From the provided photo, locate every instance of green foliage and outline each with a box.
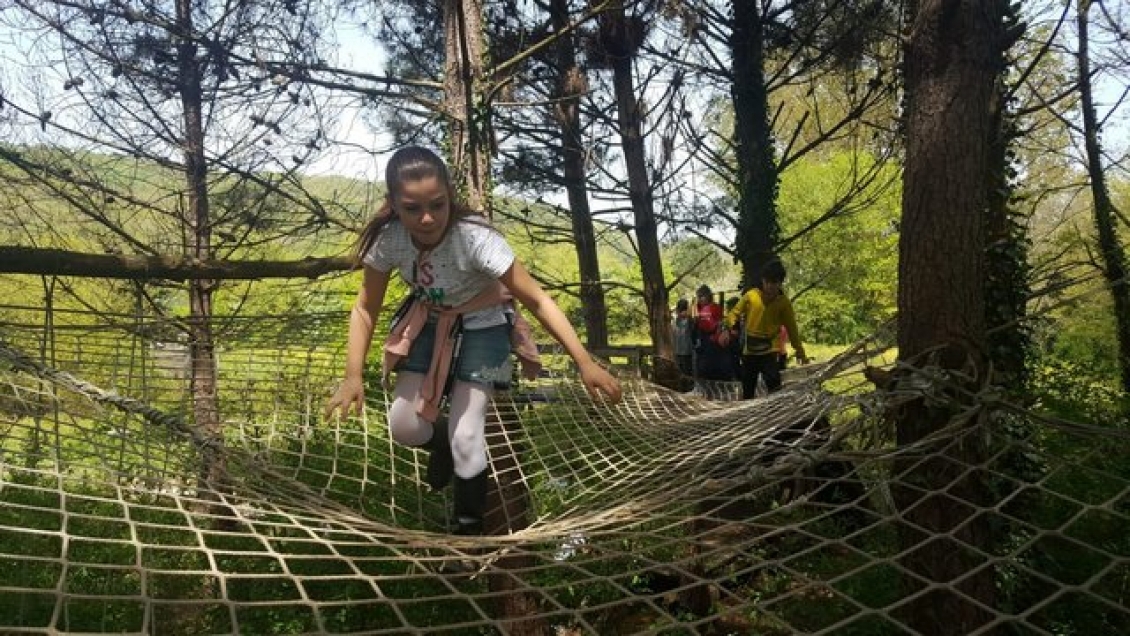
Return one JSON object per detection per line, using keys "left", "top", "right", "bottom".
{"left": 1030, "top": 358, "right": 1127, "bottom": 424}
{"left": 777, "top": 151, "right": 900, "bottom": 344}
{"left": 986, "top": 215, "right": 1033, "bottom": 387}
{"left": 1025, "top": 177, "right": 1130, "bottom": 428}
{"left": 1035, "top": 283, "right": 1123, "bottom": 390}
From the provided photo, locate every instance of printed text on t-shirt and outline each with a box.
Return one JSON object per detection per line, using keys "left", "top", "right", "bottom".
{"left": 414, "top": 258, "right": 444, "bottom": 304}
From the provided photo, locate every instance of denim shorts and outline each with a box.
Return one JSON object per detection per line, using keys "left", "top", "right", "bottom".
{"left": 396, "top": 320, "right": 514, "bottom": 389}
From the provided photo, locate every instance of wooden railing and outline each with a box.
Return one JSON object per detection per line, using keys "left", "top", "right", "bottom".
{"left": 538, "top": 344, "right": 655, "bottom": 377}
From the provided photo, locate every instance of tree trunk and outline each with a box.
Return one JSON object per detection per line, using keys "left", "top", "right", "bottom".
{"left": 895, "top": 1, "right": 1002, "bottom": 633}
{"left": 604, "top": 6, "right": 675, "bottom": 385}
{"left": 483, "top": 402, "right": 547, "bottom": 636}
{"left": 550, "top": 0, "right": 608, "bottom": 348}
{"left": 444, "top": 0, "right": 492, "bottom": 215}
{"left": 443, "top": 2, "right": 547, "bottom": 632}
{"left": 730, "top": 0, "right": 778, "bottom": 287}
{"left": 176, "top": 0, "right": 226, "bottom": 521}
{"left": 1077, "top": 0, "right": 1130, "bottom": 395}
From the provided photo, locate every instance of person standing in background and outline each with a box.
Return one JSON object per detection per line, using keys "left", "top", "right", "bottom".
{"left": 692, "top": 285, "right": 732, "bottom": 381}
{"left": 672, "top": 298, "right": 693, "bottom": 377}
{"left": 724, "top": 260, "right": 809, "bottom": 399}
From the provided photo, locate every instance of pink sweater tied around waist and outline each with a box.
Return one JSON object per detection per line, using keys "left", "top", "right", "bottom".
{"left": 382, "top": 281, "right": 542, "bottom": 423}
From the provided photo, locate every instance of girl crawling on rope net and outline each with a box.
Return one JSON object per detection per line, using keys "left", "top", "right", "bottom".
{"left": 324, "top": 146, "right": 622, "bottom": 536}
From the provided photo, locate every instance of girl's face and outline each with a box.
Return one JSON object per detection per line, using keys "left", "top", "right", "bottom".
{"left": 393, "top": 176, "right": 450, "bottom": 249}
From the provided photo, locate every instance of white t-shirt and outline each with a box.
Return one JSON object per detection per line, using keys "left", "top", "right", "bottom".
{"left": 363, "top": 218, "right": 516, "bottom": 329}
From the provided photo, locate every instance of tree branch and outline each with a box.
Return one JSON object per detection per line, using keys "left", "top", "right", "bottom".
{"left": 0, "top": 247, "right": 353, "bottom": 280}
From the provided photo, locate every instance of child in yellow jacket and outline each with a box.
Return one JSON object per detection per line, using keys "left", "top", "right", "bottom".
{"left": 724, "top": 260, "right": 809, "bottom": 399}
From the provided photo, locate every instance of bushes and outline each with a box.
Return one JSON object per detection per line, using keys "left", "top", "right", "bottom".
{"left": 1030, "top": 358, "right": 1128, "bottom": 424}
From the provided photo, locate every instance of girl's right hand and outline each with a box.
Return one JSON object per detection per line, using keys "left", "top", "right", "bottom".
{"left": 325, "top": 377, "right": 365, "bottom": 419}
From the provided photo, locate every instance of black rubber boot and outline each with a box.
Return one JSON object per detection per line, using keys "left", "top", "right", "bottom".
{"left": 436, "top": 470, "right": 488, "bottom": 576}
{"left": 423, "top": 418, "right": 453, "bottom": 492}
{"left": 452, "top": 470, "right": 489, "bottom": 536}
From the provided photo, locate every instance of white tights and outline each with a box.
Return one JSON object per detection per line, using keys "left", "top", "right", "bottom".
{"left": 386, "top": 372, "right": 492, "bottom": 479}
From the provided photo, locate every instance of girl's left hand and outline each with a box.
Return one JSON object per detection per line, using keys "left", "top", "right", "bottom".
{"left": 579, "top": 361, "right": 623, "bottom": 404}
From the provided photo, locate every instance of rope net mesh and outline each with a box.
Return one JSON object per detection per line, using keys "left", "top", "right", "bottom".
{"left": 0, "top": 304, "right": 1127, "bottom": 635}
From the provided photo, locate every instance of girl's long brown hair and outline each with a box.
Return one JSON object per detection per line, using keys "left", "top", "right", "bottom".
{"left": 355, "top": 146, "right": 483, "bottom": 265}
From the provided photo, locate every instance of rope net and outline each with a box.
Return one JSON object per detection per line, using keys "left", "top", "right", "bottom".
{"left": 0, "top": 304, "right": 1127, "bottom": 635}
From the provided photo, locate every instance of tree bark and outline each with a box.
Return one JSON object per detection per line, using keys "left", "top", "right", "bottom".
{"left": 176, "top": 0, "right": 227, "bottom": 524}
{"left": 444, "top": 0, "right": 492, "bottom": 215}
{"left": 894, "top": 1, "right": 1002, "bottom": 633}
{"left": 1077, "top": 0, "right": 1130, "bottom": 395}
{"left": 730, "top": 0, "right": 779, "bottom": 287}
{"left": 443, "top": 2, "right": 547, "bottom": 632}
{"left": 603, "top": 5, "right": 675, "bottom": 385}
{"left": 550, "top": 0, "right": 608, "bottom": 348}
